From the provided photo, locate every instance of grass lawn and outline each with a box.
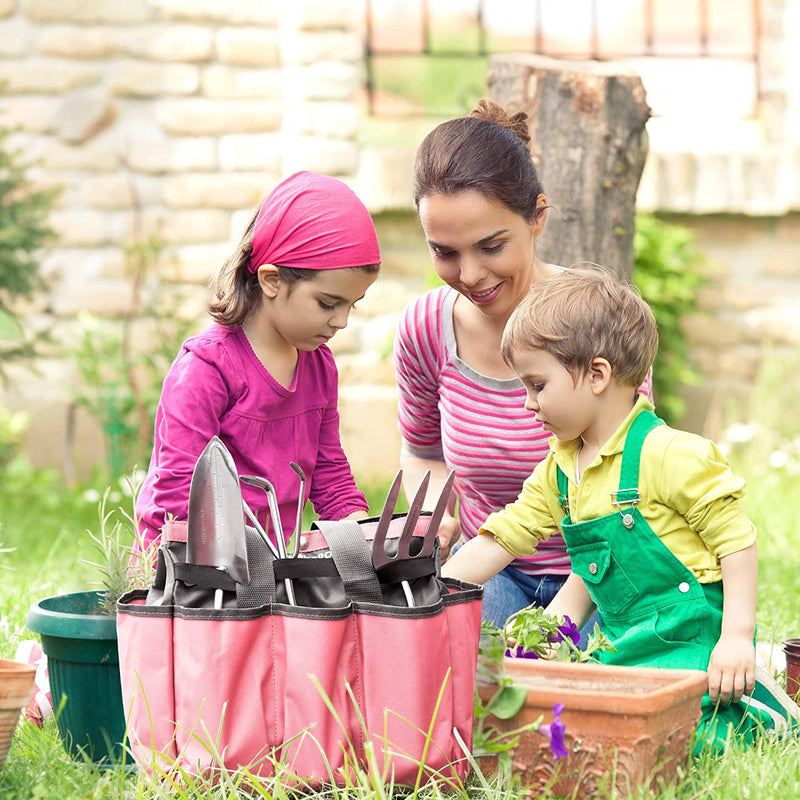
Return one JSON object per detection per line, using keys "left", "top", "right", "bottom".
{"left": 1, "top": 436, "right": 799, "bottom": 798}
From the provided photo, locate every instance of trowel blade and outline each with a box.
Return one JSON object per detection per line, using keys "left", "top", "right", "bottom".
{"left": 186, "top": 436, "right": 250, "bottom": 585}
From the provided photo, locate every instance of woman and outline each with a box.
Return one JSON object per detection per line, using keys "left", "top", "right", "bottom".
{"left": 393, "top": 99, "right": 651, "bottom": 627}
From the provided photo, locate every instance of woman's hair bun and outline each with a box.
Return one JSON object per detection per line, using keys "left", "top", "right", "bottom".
{"left": 468, "top": 98, "right": 530, "bottom": 145}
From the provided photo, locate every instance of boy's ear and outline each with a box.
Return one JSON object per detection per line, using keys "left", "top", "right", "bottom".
{"left": 257, "top": 265, "right": 281, "bottom": 298}
{"left": 588, "top": 357, "right": 612, "bottom": 395}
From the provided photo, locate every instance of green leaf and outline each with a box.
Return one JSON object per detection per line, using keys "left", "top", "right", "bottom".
{"left": 485, "top": 684, "right": 528, "bottom": 719}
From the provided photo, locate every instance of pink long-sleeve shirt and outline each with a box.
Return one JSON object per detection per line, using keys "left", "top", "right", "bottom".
{"left": 136, "top": 323, "right": 367, "bottom": 548}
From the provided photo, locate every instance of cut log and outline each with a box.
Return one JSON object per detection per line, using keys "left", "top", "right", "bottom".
{"left": 488, "top": 54, "right": 651, "bottom": 279}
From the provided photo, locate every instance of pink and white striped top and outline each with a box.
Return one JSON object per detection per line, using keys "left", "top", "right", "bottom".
{"left": 394, "top": 286, "right": 652, "bottom": 577}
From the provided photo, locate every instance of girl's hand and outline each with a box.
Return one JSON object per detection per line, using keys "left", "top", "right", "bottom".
{"left": 707, "top": 634, "right": 756, "bottom": 705}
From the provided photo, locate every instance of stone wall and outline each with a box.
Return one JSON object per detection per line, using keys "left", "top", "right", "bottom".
{"left": 2, "top": 0, "right": 800, "bottom": 489}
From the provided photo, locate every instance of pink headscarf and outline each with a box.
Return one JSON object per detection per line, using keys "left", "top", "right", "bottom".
{"left": 248, "top": 171, "right": 381, "bottom": 274}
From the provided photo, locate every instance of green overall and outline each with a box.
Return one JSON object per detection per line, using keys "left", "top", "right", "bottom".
{"left": 556, "top": 409, "right": 797, "bottom": 754}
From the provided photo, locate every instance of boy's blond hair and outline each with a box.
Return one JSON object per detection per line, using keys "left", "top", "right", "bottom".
{"left": 501, "top": 265, "right": 658, "bottom": 387}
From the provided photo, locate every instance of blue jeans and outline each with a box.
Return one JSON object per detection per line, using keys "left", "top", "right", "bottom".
{"left": 480, "top": 563, "right": 598, "bottom": 649}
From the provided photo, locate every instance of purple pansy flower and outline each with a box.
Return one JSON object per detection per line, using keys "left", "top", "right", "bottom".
{"left": 552, "top": 616, "right": 580, "bottom": 646}
{"left": 539, "top": 702, "right": 568, "bottom": 760}
{"left": 505, "top": 645, "right": 538, "bottom": 659}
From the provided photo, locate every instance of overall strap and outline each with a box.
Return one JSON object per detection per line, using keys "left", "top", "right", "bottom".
{"left": 556, "top": 466, "right": 570, "bottom": 521}
{"left": 615, "top": 409, "right": 664, "bottom": 501}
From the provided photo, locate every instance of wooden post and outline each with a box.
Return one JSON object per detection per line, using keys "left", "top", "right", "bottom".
{"left": 488, "top": 54, "right": 651, "bottom": 279}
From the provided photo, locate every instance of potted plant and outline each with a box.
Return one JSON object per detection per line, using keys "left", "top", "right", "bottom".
{"left": 1, "top": 543, "right": 37, "bottom": 773}
{"left": 25, "top": 482, "right": 154, "bottom": 766}
{"left": 474, "top": 607, "right": 708, "bottom": 796}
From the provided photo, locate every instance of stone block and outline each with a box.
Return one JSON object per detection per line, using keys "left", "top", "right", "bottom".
{"left": 141, "top": 208, "right": 232, "bottom": 244}
{"left": 280, "top": 30, "right": 363, "bottom": 64}
{"left": 355, "top": 145, "right": 416, "bottom": 213}
{"left": 282, "top": 0, "right": 356, "bottom": 31}
{"left": 0, "top": 0, "right": 15, "bottom": 16}
{"left": 154, "top": 0, "right": 277, "bottom": 25}
{"left": 41, "top": 247, "right": 126, "bottom": 282}
{"left": 742, "top": 304, "right": 800, "bottom": 345}
{"left": 201, "top": 65, "right": 281, "bottom": 99}
{"left": 164, "top": 173, "right": 270, "bottom": 209}
{"left": 284, "top": 136, "right": 358, "bottom": 176}
{"left": 171, "top": 243, "right": 234, "bottom": 283}
{"left": 37, "top": 25, "right": 120, "bottom": 57}
{"left": 218, "top": 133, "right": 282, "bottom": 171}
{"left": 0, "top": 59, "right": 98, "bottom": 93}
{"left": 26, "top": 0, "right": 153, "bottom": 24}
{"left": 654, "top": 152, "right": 696, "bottom": 212}
{"left": 355, "top": 280, "right": 413, "bottom": 316}
{"left": 49, "top": 278, "right": 136, "bottom": 315}
{"left": 682, "top": 311, "right": 744, "bottom": 348}
{"left": 126, "top": 132, "right": 217, "bottom": 173}
{"left": 335, "top": 351, "right": 396, "bottom": 388}
{"left": 338, "top": 385, "right": 401, "bottom": 485}
{"left": 283, "top": 100, "right": 359, "bottom": 139}
{"left": 52, "top": 90, "right": 116, "bottom": 144}
{"left": 110, "top": 60, "right": 199, "bottom": 97}
{"left": 0, "top": 97, "right": 58, "bottom": 132}
{"left": 281, "top": 61, "right": 361, "bottom": 100}
{"left": 0, "top": 19, "right": 32, "bottom": 56}
{"left": 692, "top": 154, "right": 731, "bottom": 214}
{"left": 762, "top": 244, "right": 800, "bottom": 278}
{"left": 215, "top": 27, "right": 279, "bottom": 66}
{"left": 721, "top": 281, "right": 781, "bottom": 311}
{"left": 50, "top": 209, "right": 108, "bottom": 246}
{"left": 120, "top": 24, "right": 214, "bottom": 62}
{"left": 82, "top": 174, "right": 138, "bottom": 209}
{"left": 156, "top": 98, "right": 282, "bottom": 135}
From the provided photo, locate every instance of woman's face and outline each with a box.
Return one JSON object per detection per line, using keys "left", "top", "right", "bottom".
{"left": 418, "top": 190, "right": 544, "bottom": 319}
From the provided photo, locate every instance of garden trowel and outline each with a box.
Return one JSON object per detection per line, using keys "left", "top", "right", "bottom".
{"left": 187, "top": 436, "right": 250, "bottom": 608}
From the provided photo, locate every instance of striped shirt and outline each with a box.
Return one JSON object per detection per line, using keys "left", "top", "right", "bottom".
{"left": 394, "top": 286, "right": 652, "bottom": 577}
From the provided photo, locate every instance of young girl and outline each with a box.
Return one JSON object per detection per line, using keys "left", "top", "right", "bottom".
{"left": 135, "top": 171, "right": 379, "bottom": 551}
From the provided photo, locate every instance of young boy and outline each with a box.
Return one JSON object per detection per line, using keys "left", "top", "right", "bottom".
{"left": 442, "top": 266, "right": 798, "bottom": 751}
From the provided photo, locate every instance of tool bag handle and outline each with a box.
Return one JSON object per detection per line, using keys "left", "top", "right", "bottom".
{"left": 312, "top": 519, "right": 384, "bottom": 604}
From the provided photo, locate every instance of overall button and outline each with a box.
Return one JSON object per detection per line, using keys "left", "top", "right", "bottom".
{"left": 678, "top": 581, "right": 690, "bottom": 593}
{"left": 589, "top": 562, "right": 598, "bottom": 575}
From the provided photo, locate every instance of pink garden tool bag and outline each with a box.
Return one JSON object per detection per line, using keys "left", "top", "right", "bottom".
{"left": 117, "top": 460, "right": 483, "bottom": 788}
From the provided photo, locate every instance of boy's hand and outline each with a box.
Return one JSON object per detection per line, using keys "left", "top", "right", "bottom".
{"left": 706, "top": 634, "right": 756, "bottom": 705}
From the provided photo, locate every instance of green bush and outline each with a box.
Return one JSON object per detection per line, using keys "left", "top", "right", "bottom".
{"left": 0, "top": 126, "right": 58, "bottom": 374}
{"left": 633, "top": 214, "right": 708, "bottom": 424}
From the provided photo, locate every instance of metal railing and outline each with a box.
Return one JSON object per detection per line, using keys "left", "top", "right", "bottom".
{"left": 364, "top": 0, "right": 761, "bottom": 116}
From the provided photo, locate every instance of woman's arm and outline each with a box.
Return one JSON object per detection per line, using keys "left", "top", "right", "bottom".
{"left": 441, "top": 533, "right": 514, "bottom": 584}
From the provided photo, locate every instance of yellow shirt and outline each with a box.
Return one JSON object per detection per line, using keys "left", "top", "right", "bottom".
{"left": 481, "top": 397, "right": 756, "bottom": 584}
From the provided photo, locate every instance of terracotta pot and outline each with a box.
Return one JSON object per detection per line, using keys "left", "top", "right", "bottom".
{"left": 477, "top": 658, "right": 708, "bottom": 797}
{"left": 0, "top": 658, "right": 36, "bottom": 772}
{"left": 781, "top": 639, "right": 800, "bottom": 700}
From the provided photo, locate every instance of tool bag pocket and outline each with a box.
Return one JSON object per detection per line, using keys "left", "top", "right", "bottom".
{"left": 117, "top": 516, "right": 482, "bottom": 787}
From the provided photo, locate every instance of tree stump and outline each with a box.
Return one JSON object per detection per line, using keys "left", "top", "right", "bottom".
{"left": 488, "top": 54, "right": 651, "bottom": 279}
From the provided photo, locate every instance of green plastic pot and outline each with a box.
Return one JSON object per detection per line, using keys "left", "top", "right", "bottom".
{"left": 26, "top": 590, "right": 127, "bottom": 765}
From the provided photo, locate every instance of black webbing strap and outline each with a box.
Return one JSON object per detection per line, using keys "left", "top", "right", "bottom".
{"left": 312, "top": 519, "right": 384, "bottom": 603}
{"left": 173, "top": 562, "right": 238, "bottom": 591}
{"left": 236, "top": 525, "right": 276, "bottom": 607}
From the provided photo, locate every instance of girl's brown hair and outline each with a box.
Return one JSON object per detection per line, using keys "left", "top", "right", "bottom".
{"left": 413, "top": 98, "right": 544, "bottom": 222}
{"left": 207, "top": 208, "right": 379, "bottom": 326}
{"left": 501, "top": 265, "right": 658, "bottom": 387}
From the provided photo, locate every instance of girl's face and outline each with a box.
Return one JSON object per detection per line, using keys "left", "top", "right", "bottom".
{"left": 259, "top": 267, "right": 377, "bottom": 351}
{"left": 418, "top": 190, "right": 545, "bottom": 319}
